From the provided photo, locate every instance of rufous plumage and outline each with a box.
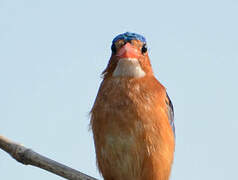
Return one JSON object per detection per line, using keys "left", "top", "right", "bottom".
{"left": 90, "top": 32, "right": 175, "bottom": 180}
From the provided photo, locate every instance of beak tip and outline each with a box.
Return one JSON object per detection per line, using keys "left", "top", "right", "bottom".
{"left": 116, "top": 43, "right": 140, "bottom": 59}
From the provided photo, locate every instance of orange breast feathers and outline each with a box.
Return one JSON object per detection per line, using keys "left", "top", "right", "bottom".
{"left": 90, "top": 32, "right": 175, "bottom": 180}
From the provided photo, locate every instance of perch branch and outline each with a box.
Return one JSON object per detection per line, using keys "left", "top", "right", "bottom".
{"left": 0, "top": 135, "right": 97, "bottom": 180}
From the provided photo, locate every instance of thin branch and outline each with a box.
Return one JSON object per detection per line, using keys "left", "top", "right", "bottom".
{"left": 0, "top": 135, "right": 97, "bottom": 180}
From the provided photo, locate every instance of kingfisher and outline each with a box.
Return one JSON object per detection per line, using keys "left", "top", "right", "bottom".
{"left": 90, "top": 32, "right": 175, "bottom": 180}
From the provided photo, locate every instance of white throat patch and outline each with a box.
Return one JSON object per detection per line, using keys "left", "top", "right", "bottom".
{"left": 112, "top": 58, "right": 146, "bottom": 78}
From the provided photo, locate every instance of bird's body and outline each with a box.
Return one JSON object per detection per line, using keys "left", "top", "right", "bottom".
{"left": 90, "top": 32, "right": 175, "bottom": 180}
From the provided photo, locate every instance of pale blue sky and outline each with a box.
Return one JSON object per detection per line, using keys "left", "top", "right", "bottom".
{"left": 0, "top": 0, "right": 238, "bottom": 179}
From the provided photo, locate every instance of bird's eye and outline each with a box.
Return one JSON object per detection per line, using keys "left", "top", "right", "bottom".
{"left": 111, "top": 44, "right": 116, "bottom": 54}
{"left": 141, "top": 44, "right": 147, "bottom": 54}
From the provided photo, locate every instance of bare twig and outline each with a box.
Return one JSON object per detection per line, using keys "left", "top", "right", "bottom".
{"left": 0, "top": 135, "right": 97, "bottom": 180}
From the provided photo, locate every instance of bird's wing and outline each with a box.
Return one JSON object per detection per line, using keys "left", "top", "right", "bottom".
{"left": 166, "top": 93, "right": 175, "bottom": 136}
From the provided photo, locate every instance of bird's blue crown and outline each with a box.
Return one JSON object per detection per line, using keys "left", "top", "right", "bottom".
{"left": 112, "top": 32, "right": 146, "bottom": 44}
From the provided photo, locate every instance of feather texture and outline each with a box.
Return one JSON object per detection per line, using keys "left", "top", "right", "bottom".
{"left": 90, "top": 32, "right": 175, "bottom": 180}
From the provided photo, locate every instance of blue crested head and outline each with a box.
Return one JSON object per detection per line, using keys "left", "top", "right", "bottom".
{"left": 112, "top": 32, "right": 146, "bottom": 44}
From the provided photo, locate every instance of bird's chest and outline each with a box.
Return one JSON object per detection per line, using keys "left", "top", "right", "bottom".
{"left": 92, "top": 79, "right": 158, "bottom": 176}
{"left": 98, "top": 79, "right": 154, "bottom": 130}
{"left": 91, "top": 78, "right": 173, "bottom": 180}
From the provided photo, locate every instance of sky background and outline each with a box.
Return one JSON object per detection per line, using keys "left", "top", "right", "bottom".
{"left": 0, "top": 0, "right": 238, "bottom": 179}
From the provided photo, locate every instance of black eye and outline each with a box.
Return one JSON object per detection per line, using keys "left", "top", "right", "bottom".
{"left": 111, "top": 43, "right": 116, "bottom": 54}
{"left": 141, "top": 44, "right": 147, "bottom": 54}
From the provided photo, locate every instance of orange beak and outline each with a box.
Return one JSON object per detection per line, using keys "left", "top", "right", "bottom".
{"left": 116, "top": 43, "right": 140, "bottom": 59}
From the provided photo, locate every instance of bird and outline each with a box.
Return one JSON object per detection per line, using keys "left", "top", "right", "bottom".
{"left": 90, "top": 32, "right": 175, "bottom": 180}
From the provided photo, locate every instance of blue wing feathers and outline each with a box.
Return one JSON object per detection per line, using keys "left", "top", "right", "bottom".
{"left": 166, "top": 93, "right": 175, "bottom": 136}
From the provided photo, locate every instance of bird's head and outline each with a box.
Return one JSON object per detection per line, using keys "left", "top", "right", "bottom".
{"left": 102, "top": 32, "right": 153, "bottom": 79}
